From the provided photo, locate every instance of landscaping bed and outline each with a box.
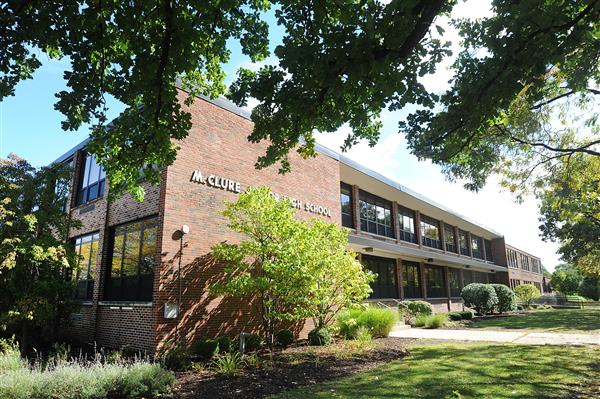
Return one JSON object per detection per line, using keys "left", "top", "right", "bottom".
{"left": 167, "top": 338, "right": 409, "bottom": 399}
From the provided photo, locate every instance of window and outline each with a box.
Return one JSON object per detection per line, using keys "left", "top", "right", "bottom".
{"left": 359, "top": 191, "right": 394, "bottom": 238}
{"left": 458, "top": 230, "right": 469, "bottom": 255}
{"left": 340, "top": 183, "right": 354, "bottom": 228}
{"left": 105, "top": 217, "right": 157, "bottom": 302}
{"left": 402, "top": 261, "right": 421, "bottom": 299}
{"left": 56, "top": 158, "right": 74, "bottom": 212}
{"left": 471, "top": 235, "right": 483, "bottom": 259}
{"left": 507, "top": 249, "right": 518, "bottom": 268}
{"left": 74, "top": 232, "right": 100, "bottom": 300}
{"left": 362, "top": 255, "right": 397, "bottom": 298}
{"left": 463, "top": 270, "right": 474, "bottom": 285}
{"left": 398, "top": 207, "right": 416, "bottom": 243}
{"left": 420, "top": 215, "right": 441, "bottom": 249}
{"left": 76, "top": 153, "right": 106, "bottom": 205}
{"left": 425, "top": 265, "right": 446, "bottom": 298}
{"left": 484, "top": 239, "right": 493, "bottom": 262}
{"left": 448, "top": 268, "right": 461, "bottom": 297}
{"left": 444, "top": 225, "right": 456, "bottom": 253}
{"left": 474, "top": 271, "right": 488, "bottom": 283}
{"left": 520, "top": 254, "right": 530, "bottom": 271}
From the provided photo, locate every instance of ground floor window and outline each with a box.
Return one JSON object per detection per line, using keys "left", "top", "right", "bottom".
{"left": 362, "top": 255, "right": 397, "bottom": 299}
{"left": 474, "top": 271, "right": 488, "bottom": 284}
{"left": 74, "top": 232, "right": 100, "bottom": 300}
{"left": 402, "top": 261, "right": 421, "bottom": 299}
{"left": 425, "top": 265, "right": 446, "bottom": 298}
{"left": 448, "top": 268, "right": 461, "bottom": 297}
{"left": 105, "top": 216, "right": 157, "bottom": 302}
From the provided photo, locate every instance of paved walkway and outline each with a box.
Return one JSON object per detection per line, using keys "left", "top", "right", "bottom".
{"left": 389, "top": 327, "right": 600, "bottom": 346}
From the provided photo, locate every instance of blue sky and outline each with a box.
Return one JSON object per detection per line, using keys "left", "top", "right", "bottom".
{"left": 0, "top": 0, "right": 561, "bottom": 270}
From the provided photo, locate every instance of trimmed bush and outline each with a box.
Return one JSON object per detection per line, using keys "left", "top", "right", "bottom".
{"left": 336, "top": 307, "right": 397, "bottom": 339}
{"left": 490, "top": 284, "right": 517, "bottom": 313}
{"left": 461, "top": 283, "right": 498, "bottom": 315}
{"left": 244, "top": 333, "right": 263, "bottom": 352}
{"left": 448, "top": 311, "right": 462, "bottom": 321}
{"left": 514, "top": 284, "right": 541, "bottom": 308}
{"left": 308, "top": 327, "right": 331, "bottom": 346}
{"left": 162, "top": 344, "right": 190, "bottom": 371}
{"left": 399, "top": 300, "right": 433, "bottom": 316}
{"left": 193, "top": 339, "right": 220, "bottom": 360}
{"left": 216, "top": 336, "right": 233, "bottom": 353}
{"left": 459, "top": 310, "right": 474, "bottom": 320}
{"left": 275, "top": 329, "right": 294, "bottom": 347}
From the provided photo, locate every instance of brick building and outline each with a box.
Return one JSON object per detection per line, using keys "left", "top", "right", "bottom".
{"left": 53, "top": 90, "right": 544, "bottom": 354}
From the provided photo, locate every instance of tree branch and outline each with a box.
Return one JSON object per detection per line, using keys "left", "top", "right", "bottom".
{"left": 154, "top": 0, "right": 174, "bottom": 126}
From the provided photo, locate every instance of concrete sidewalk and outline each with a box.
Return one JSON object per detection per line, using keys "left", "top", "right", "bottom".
{"left": 389, "top": 327, "right": 600, "bottom": 346}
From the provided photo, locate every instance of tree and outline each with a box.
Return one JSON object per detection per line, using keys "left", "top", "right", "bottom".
{"left": 550, "top": 264, "right": 583, "bottom": 295}
{"left": 0, "top": 155, "right": 79, "bottom": 354}
{"left": 513, "top": 284, "right": 541, "bottom": 308}
{"left": 2, "top": 1, "right": 597, "bottom": 200}
{"left": 211, "top": 186, "right": 373, "bottom": 348}
{"left": 539, "top": 154, "right": 600, "bottom": 277}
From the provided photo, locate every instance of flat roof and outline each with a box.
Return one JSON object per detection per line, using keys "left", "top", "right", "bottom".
{"left": 52, "top": 92, "right": 503, "bottom": 238}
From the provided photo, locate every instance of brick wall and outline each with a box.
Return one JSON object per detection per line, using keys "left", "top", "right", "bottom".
{"left": 95, "top": 305, "right": 154, "bottom": 352}
{"left": 154, "top": 92, "right": 341, "bottom": 351}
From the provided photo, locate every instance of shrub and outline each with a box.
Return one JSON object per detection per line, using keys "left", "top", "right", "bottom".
{"left": 461, "top": 283, "right": 498, "bottom": 315}
{"left": 216, "top": 336, "right": 233, "bottom": 353}
{"left": 448, "top": 311, "right": 463, "bottom": 321}
{"left": 336, "top": 307, "right": 397, "bottom": 339}
{"left": 490, "top": 284, "right": 517, "bottom": 313}
{"left": 399, "top": 300, "right": 433, "bottom": 316}
{"left": 308, "top": 327, "right": 331, "bottom": 346}
{"left": 0, "top": 338, "right": 25, "bottom": 372}
{"left": 426, "top": 313, "right": 448, "bottom": 328}
{"left": 414, "top": 314, "right": 429, "bottom": 327}
{"left": 336, "top": 309, "right": 362, "bottom": 339}
{"left": 459, "top": 311, "right": 473, "bottom": 320}
{"left": 243, "top": 333, "right": 263, "bottom": 352}
{"left": 160, "top": 343, "right": 191, "bottom": 371}
{"left": 211, "top": 352, "right": 244, "bottom": 376}
{"left": 193, "top": 339, "right": 220, "bottom": 360}
{"left": 275, "top": 329, "right": 294, "bottom": 347}
{"left": 514, "top": 284, "right": 541, "bottom": 307}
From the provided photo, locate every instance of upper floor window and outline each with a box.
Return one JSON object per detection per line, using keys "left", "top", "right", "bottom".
{"left": 484, "top": 239, "right": 493, "bottom": 262}
{"left": 74, "top": 232, "right": 100, "bottom": 301}
{"left": 398, "top": 207, "right": 416, "bottom": 243}
{"left": 520, "top": 254, "right": 530, "bottom": 271}
{"left": 359, "top": 191, "right": 394, "bottom": 238}
{"left": 444, "top": 225, "right": 456, "bottom": 253}
{"left": 458, "top": 230, "right": 469, "bottom": 255}
{"left": 56, "top": 158, "right": 74, "bottom": 212}
{"left": 340, "top": 183, "right": 353, "bottom": 228}
{"left": 471, "top": 235, "right": 483, "bottom": 259}
{"left": 507, "top": 249, "right": 518, "bottom": 268}
{"left": 420, "top": 215, "right": 441, "bottom": 249}
{"left": 105, "top": 217, "right": 157, "bottom": 302}
{"left": 76, "top": 153, "right": 106, "bottom": 205}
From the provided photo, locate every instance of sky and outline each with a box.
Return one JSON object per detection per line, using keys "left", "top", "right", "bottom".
{"left": 0, "top": 0, "right": 561, "bottom": 270}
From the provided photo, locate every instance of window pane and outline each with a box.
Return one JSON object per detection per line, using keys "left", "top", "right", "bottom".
{"left": 402, "top": 261, "right": 421, "bottom": 298}
{"left": 140, "top": 225, "right": 157, "bottom": 275}
{"left": 89, "top": 235, "right": 99, "bottom": 279}
{"left": 363, "top": 255, "right": 397, "bottom": 299}
{"left": 122, "top": 223, "right": 142, "bottom": 276}
{"left": 112, "top": 231, "right": 124, "bottom": 278}
{"left": 425, "top": 266, "right": 446, "bottom": 298}
{"left": 81, "top": 155, "right": 91, "bottom": 188}
{"left": 88, "top": 156, "right": 101, "bottom": 185}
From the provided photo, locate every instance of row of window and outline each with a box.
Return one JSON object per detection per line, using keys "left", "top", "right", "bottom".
{"left": 509, "top": 279, "right": 543, "bottom": 292}
{"left": 362, "top": 254, "right": 491, "bottom": 300}
{"left": 507, "top": 248, "right": 542, "bottom": 273}
{"left": 74, "top": 216, "right": 157, "bottom": 302}
{"left": 57, "top": 153, "right": 107, "bottom": 211}
{"left": 342, "top": 183, "right": 494, "bottom": 261}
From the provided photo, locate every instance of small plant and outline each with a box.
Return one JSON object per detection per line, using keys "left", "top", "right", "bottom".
{"left": 308, "top": 326, "right": 331, "bottom": 346}
{"left": 414, "top": 313, "right": 448, "bottom": 328}
{"left": 0, "top": 337, "right": 25, "bottom": 372}
{"left": 414, "top": 314, "right": 429, "bottom": 327}
{"left": 337, "top": 311, "right": 361, "bottom": 339}
{"left": 448, "top": 311, "right": 463, "bottom": 321}
{"left": 490, "top": 284, "right": 517, "bottom": 313}
{"left": 243, "top": 353, "right": 261, "bottom": 368}
{"left": 399, "top": 300, "right": 433, "bottom": 316}
{"left": 275, "top": 329, "right": 294, "bottom": 347}
{"left": 161, "top": 343, "right": 191, "bottom": 371}
{"left": 211, "top": 352, "right": 244, "bottom": 376}
{"left": 243, "top": 333, "right": 263, "bottom": 352}
{"left": 336, "top": 307, "right": 397, "bottom": 339}
{"left": 514, "top": 284, "right": 541, "bottom": 308}
{"left": 461, "top": 283, "right": 498, "bottom": 315}
{"left": 216, "top": 336, "right": 233, "bottom": 353}
{"left": 459, "top": 310, "right": 474, "bottom": 320}
{"left": 193, "top": 339, "right": 220, "bottom": 360}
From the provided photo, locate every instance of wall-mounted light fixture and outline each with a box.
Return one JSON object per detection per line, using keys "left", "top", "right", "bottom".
{"left": 427, "top": 258, "right": 434, "bottom": 263}
{"left": 363, "top": 247, "right": 374, "bottom": 253}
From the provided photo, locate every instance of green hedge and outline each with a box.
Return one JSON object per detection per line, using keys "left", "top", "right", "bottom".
{"left": 490, "top": 284, "right": 517, "bottom": 313}
{"left": 461, "top": 283, "right": 498, "bottom": 315}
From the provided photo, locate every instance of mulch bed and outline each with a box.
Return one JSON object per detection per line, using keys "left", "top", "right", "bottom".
{"left": 167, "top": 337, "right": 410, "bottom": 399}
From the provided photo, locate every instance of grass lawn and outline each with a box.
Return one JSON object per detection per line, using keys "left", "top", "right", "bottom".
{"left": 468, "top": 309, "right": 600, "bottom": 333}
{"left": 272, "top": 343, "right": 600, "bottom": 399}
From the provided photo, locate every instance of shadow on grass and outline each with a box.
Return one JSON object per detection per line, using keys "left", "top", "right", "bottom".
{"left": 274, "top": 344, "right": 600, "bottom": 399}
{"left": 469, "top": 309, "right": 600, "bottom": 332}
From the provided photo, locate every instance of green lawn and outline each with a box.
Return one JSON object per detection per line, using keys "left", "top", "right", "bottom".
{"left": 272, "top": 343, "right": 600, "bottom": 399}
{"left": 468, "top": 309, "right": 600, "bottom": 333}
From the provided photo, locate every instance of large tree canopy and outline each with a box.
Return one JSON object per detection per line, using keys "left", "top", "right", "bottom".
{"left": 1, "top": 0, "right": 598, "bottom": 199}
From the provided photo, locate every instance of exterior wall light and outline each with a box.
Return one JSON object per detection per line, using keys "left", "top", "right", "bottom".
{"left": 363, "top": 247, "right": 374, "bottom": 253}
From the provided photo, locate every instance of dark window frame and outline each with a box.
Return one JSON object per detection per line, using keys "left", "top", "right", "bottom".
{"left": 402, "top": 261, "right": 421, "bottom": 299}
{"left": 359, "top": 190, "right": 394, "bottom": 239}
{"left": 484, "top": 239, "right": 493, "bottom": 262}
{"left": 73, "top": 232, "right": 100, "bottom": 301}
{"left": 362, "top": 255, "right": 397, "bottom": 299}
{"left": 76, "top": 152, "right": 106, "bottom": 206}
{"left": 425, "top": 264, "right": 447, "bottom": 298}
{"left": 448, "top": 268, "right": 461, "bottom": 297}
{"left": 444, "top": 225, "right": 457, "bottom": 253}
{"left": 471, "top": 235, "right": 483, "bottom": 259}
{"left": 458, "top": 230, "right": 469, "bottom": 255}
{"left": 420, "top": 215, "right": 441, "bottom": 249}
{"left": 398, "top": 206, "right": 416, "bottom": 243}
{"left": 105, "top": 216, "right": 158, "bottom": 302}
{"left": 340, "top": 182, "right": 354, "bottom": 229}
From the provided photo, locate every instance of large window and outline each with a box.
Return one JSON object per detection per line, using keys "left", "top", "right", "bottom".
{"left": 445, "top": 225, "right": 456, "bottom": 253}
{"left": 74, "top": 232, "right": 100, "bottom": 300}
{"left": 459, "top": 230, "right": 469, "bottom": 255}
{"left": 362, "top": 255, "right": 397, "bottom": 298}
{"left": 402, "top": 261, "right": 421, "bottom": 299}
{"left": 463, "top": 270, "right": 474, "bottom": 286}
{"left": 77, "top": 153, "right": 106, "bottom": 205}
{"left": 425, "top": 265, "right": 446, "bottom": 298}
{"left": 340, "top": 183, "right": 354, "bottom": 228}
{"left": 507, "top": 249, "right": 518, "bottom": 268}
{"left": 484, "top": 239, "right": 493, "bottom": 262}
{"left": 471, "top": 235, "right": 483, "bottom": 259}
{"left": 420, "top": 215, "right": 441, "bottom": 249}
{"left": 520, "top": 254, "right": 530, "bottom": 271}
{"left": 106, "top": 217, "right": 157, "bottom": 302}
{"left": 359, "top": 191, "right": 394, "bottom": 238}
{"left": 398, "top": 207, "right": 416, "bottom": 243}
{"left": 448, "top": 268, "right": 461, "bottom": 297}
{"left": 56, "top": 158, "right": 74, "bottom": 213}
{"left": 474, "top": 271, "right": 488, "bottom": 283}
